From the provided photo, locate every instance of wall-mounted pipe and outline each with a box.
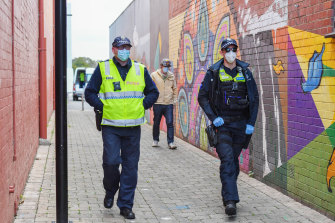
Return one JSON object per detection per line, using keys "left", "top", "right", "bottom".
{"left": 11, "top": 0, "right": 16, "bottom": 161}
{"left": 39, "top": 0, "right": 47, "bottom": 139}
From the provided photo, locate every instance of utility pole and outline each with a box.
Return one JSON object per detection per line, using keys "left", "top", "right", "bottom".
{"left": 55, "top": 0, "right": 68, "bottom": 222}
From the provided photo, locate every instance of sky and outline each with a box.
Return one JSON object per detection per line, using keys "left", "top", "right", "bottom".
{"left": 69, "top": 0, "right": 133, "bottom": 61}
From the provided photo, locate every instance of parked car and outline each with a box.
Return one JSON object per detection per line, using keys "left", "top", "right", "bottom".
{"left": 73, "top": 67, "right": 94, "bottom": 101}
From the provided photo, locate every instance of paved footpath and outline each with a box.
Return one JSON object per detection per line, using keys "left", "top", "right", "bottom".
{"left": 14, "top": 106, "right": 334, "bottom": 222}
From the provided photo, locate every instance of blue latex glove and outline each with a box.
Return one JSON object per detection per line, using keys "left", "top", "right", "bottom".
{"left": 245, "top": 124, "right": 254, "bottom": 135}
{"left": 213, "top": 117, "right": 224, "bottom": 127}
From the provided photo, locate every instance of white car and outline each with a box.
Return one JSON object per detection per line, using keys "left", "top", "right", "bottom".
{"left": 73, "top": 67, "right": 94, "bottom": 101}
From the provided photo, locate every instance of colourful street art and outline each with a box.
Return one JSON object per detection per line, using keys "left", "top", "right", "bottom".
{"left": 328, "top": 148, "right": 335, "bottom": 192}
{"left": 110, "top": 0, "right": 335, "bottom": 216}
{"left": 168, "top": 0, "right": 335, "bottom": 216}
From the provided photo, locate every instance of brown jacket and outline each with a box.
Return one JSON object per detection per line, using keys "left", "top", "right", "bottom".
{"left": 150, "top": 69, "right": 177, "bottom": 105}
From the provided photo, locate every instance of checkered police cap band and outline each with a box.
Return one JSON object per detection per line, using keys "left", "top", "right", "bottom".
{"left": 112, "top": 36, "right": 132, "bottom": 47}
{"left": 221, "top": 38, "right": 238, "bottom": 50}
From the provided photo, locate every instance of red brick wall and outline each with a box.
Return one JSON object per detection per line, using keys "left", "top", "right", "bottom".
{"left": 288, "top": 0, "right": 334, "bottom": 35}
{"left": 0, "top": 1, "right": 54, "bottom": 222}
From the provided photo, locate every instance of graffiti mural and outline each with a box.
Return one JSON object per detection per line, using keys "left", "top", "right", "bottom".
{"left": 110, "top": 0, "right": 335, "bottom": 216}
{"left": 173, "top": 0, "right": 238, "bottom": 158}
{"left": 169, "top": 0, "right": 335, "bottom": 216}
{"left": 328, "top": 148, "right": 335, "bottom": 192}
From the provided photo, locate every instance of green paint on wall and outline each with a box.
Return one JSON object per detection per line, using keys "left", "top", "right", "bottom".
{"left": 325, "top": 122, "right": 335, "bottom": 147}
{"left": 286, "top": 129, "right": 335, "bottom": 215}
{"left": 323, "top": 64, "right": 335, "bottom": 77}
{"left": 264, "top": 163, "right": 288, "bottom": 191}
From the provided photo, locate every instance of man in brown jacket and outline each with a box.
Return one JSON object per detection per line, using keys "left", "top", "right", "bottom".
{"left": 150, "top": 59, "right": 178, "bottom": 149}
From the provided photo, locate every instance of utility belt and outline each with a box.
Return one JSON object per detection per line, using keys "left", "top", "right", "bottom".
{"left": 223, "top": 115, "right": 245, "bottom": 123}
{"left": 205, "top": 116, "right": 246, "bottom": 147}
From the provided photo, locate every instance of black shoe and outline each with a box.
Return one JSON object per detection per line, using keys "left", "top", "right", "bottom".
{"left": 225, "top": 201, "right": 236, "bottom": 216}
{"left": 120, "top": 208, "right": 135, "bottom": 219}
{"left": 103, "top": 195, "right": 114, "bottom": 209}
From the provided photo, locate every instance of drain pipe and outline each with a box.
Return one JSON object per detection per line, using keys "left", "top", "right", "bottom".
{"left": 11, "top": 0, "right": 16, "bottom": 161}
{"left": 39, "top": 0, "right": 47, "bottom": 139}
{"left": 10, "top": 0, "right": 18, "bottom": 214}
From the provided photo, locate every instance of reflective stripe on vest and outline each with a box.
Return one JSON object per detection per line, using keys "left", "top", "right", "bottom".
{"left": 134, "top": 62, "right": 141, "bottom": 76}
{"left": 102, "top": 116, "right": 146, "bottom": 126}
{"left": 99, "top": 91, "right": 144, "bottom": 100}
{"left": 98, "top": 60, "right": 146, "bottom": 127}
{"left": 105, "top": 61, "right": 110, "bottom": 76}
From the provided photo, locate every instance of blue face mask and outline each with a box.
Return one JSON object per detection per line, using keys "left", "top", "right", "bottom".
{"left": 162, "top": 67, "right": 169, "bottom": 73}
{"left": 117, "top": 49, "right": 130, "bottom": 61}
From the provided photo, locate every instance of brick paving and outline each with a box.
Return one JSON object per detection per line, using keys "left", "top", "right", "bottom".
{"left": 14, "top": 102, "right": 334, "bottom": 223}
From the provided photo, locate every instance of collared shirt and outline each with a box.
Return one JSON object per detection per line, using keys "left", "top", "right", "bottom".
{"left": 85, "top": 57, "right": 159, "bottom": 111}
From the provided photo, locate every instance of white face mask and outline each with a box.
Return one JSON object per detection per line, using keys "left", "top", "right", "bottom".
{"left": 225, "top": 51, "right": 236, "bottom": 63}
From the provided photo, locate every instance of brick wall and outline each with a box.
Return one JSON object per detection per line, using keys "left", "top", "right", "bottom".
{"left": 0, "top": 1, "right": 54, "bottom": 222}
{"left": 110, "top": 0, "right": 335, "bottom": 218}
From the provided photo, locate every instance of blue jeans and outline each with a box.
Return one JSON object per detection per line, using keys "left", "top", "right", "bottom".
{"left": 101, "top": 125, "right": 141, "bottom": 209}
{"left": 215, "top": 119, "right": 247, "bottom": 203}
{"left": 153, "top": 104, "right": 174, "bottom": 144}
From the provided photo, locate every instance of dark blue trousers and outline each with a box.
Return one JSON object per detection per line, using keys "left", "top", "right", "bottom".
{"left": 101, "top": 125, "right": 141, "bottom": 210}
{"left": 215, "top": 119, "right": 247, "bottom": 203}
{"left": 153, "top": 104, "right": 174, "bottom": 144}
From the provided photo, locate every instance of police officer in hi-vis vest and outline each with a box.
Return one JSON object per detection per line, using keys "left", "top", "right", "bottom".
{"left": 198, "top": 38, "right": 259, "bottom": 216}
{"left": 85, "top": 36, "right": 159, "bottom": 219}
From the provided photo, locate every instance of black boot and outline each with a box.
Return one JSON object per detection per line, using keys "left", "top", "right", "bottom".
{"left": 225, "top": 200, "right": 236, "bottom": 216}
{"left": 120, "top": 208, "right": 135, "bottom": 219}
{"left": 103, "top": 195, "right": 114, "bottom": 209}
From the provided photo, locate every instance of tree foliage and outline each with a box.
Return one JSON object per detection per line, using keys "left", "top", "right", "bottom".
{"left": 72, "top": 57, "right": 98, "bottom": 72}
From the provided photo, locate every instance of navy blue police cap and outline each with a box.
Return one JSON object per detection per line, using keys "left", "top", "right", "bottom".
{"left": 221, "top": 38, "right": 238, "bottom": 50}
{"left": 160, "top": 58, "right": 172, "bottom": 67}
{"left": 112, "top": 36, "right": 132, "bottom": 47}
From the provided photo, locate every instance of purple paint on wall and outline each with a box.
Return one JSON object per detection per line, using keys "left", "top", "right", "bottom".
{"left": 287, "top": 35, "right": 324, "bottom": 160}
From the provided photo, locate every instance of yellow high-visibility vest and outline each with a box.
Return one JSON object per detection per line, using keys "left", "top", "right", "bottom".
{"left": 98, "top": 60, "right": 146, "bottom": 127}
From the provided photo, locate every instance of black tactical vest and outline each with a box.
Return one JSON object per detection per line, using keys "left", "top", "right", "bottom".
{"left": 217, "top": 66, "right": 249, "bottom": 117}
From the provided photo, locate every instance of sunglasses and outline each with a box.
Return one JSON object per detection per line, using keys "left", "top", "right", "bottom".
{"left": 225, "top": 47, "right": 237, "bottom": 52}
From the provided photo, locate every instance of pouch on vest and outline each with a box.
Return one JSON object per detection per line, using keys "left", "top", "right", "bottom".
{"left": 205, "top": 124, "right": 218, "bottom": 147}
{"left": 94, "top": 108, "right": 102, "bottom": 131}
{"left": 227, "top": 97, "right": 249, "bottom": 110}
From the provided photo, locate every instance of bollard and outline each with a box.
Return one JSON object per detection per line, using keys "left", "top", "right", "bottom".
{"left": 82, "top": 93, "right": 85, "bottom": 111}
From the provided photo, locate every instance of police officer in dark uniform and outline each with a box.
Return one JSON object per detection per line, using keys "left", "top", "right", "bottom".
{"left": 85, "top": 36, "right": 159, "bottom": 219}
{"left": 198, "top": 38, "right": 259, "bottom": 216}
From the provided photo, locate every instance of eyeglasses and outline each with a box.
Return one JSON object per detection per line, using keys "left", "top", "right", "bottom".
{"left": 225, "top": 47, "right": 237, "bottom": 52}
{"left": 117, "top": 45, "right": 131, "bottom": 50}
